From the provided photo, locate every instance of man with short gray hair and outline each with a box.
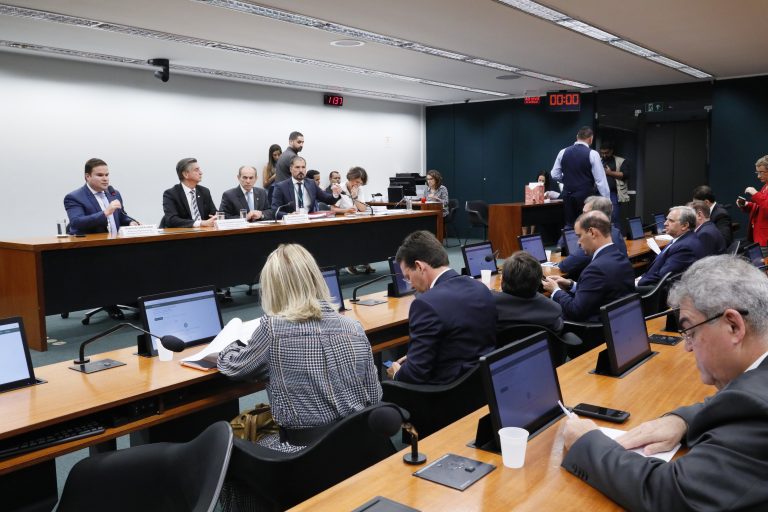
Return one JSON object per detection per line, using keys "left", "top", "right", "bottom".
{"left": 637, "top": 206, "right": 703, "bottom": 287}
{"left": 562, "top": 255, "right": 768, "bottom": 511}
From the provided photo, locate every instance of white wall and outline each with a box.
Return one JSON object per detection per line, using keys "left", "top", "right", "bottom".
{"left": 0, "top": 52, "right": 425, "bottom": 238}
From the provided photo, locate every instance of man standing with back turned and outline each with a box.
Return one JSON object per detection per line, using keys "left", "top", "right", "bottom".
{"left": 562, "top": 255, "right": 768, "bottom": 511}
{"left": 274, "top": 131, "right": 304, "bottom": 183}
{"left": 551, "top": 126, "right": 609, "bottom": 229}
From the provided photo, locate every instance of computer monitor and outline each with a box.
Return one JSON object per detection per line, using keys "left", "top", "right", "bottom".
{"left": 744, "top": 243, "right": 765, "bottom": 268}
{"left": 627, "top": 216, "right": 644, "bottom": 240}
{"left": 0, "top": 317, "right": 42, "bottom": 393}
{"left": 321, "top": 267, "right": 346, "bottom": 311}
{"left": 562, "top": 228, "right": 580, "bottom": 257}
{"left": 462, "top": 241, "right": 498, "bottom": 278}
{"left": 138, "top": 286, "right": 223, "bottom": 356}
{"left": 653, "top": 213, "right": 666, "bottom": 235}
{"left": 475, "top": 332, "right": 565, "bottom": 452}
{"left": 595, "top": 294, "right": 657, "bottom": 377}
{"left": 518, "top": 234, "right": 548, "bottom": 263}
{"left": 387, "top": 186, "right": 404, "bottom": 204}
{"left": 388, "top": 257, "right": 414, "bottom": 297}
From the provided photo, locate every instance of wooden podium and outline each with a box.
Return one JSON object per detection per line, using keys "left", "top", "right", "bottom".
{"left": 489, "top": 202, "right": 564, "bottom": 258}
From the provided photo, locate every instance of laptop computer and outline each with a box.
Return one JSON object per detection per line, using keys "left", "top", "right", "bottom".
{"left": 462, "top": 241, "right": 498, "bottom": 278}
{"left": 473, "top": 331, "right": 565, "bottom": 452}
{"left": 743, "top": 243, "right": 765, "bottom": 268}
{"left": 627, "top": 216, "right": 645, "bottom": 240}
{"left": 0, "top": 317, "right": 45, "bottom": 393}
{"left": 562, "top": 228, "right": 580, "bottom": 256}
{"left": 518, "top": 234, "right": 548, "bottom": 263}
{"left": 593, "top": 294, "right": 658, "bottom": 377}
{"left": 321, "top": 267, "right": 346, "bottom": 311}
{"left": 138, "top": 286, "right": 223, "bottom": 356}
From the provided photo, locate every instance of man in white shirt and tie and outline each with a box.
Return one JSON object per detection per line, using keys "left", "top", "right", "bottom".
{"left": 161, "top": 157, "right": 218, "bottom": 228}
{"left": 219, "top": 166, "right": 273, "bottom": 221}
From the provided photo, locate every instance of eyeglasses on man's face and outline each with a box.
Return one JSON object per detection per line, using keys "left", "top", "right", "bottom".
{"left": 678, "top": 309, "right": 748, "bottom": 344}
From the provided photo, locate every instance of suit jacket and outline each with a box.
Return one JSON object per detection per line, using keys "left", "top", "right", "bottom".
{"left": 558, "top": 226, "right": 628, "bottom": 281}
{"left": 271, "top": 178, "right": 339, "bottom": 219}
{"left": 553, "top": 244, "right": 635, "bottom": 322}
{"left": 161, "top": 183, "right": 217, "bottom": 228}
{"left": 710, "top": 203, "right": 733, "bottom": 246}
{"left": 64, "top": 184, "right": 133, "bottom": 235}
{"left": 493, "top": 291, "right": 563, "bottom": 333}
{"left": 637, "top": 231, "right": 704, "bottom": 286}
{"left": 695, "top": 220, "right": 726, "bottom": 256}
{"left": 562, "top": 357, "right": 768, "bottom": 512}
{"left": 396, "top": 269, "right": 497, "bottom": 385}
{"left": 219, "top": 186, "right": 274, "bottom": 221}
{"left": 741, "top": 185, "right": 768, "bottom": 246}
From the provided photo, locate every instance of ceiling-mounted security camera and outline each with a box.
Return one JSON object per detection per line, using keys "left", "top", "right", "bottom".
{"left": 147, "top": 58, "right": 170, "bottom": 83}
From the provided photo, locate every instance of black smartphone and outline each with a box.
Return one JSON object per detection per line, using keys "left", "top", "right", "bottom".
{"left": 649, "top": 334, "right": 682, "bottom": 346}
{"left": 573, "top": 403, "right": 629, "bottom": 423}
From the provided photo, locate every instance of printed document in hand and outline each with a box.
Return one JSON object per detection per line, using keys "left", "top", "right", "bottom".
{"left": 646, "top": 237, "right": 662, "bottom": 255}
{"left": 600, "top": 427, "right": 681, "bottom": 462}
{"left": 181, "top": 317, "right": 260, "bottom": 370}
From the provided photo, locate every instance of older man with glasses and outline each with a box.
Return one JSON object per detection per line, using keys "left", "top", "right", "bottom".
{"left": 737, "top": 155, "right": 768, "bottom": 247}
{"left": 561, "top": 255, "right": 768, "bottom": 511}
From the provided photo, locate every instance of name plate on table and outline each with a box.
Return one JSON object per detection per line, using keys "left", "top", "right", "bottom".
{"left": 283, "top": 213, "right": 310, "bottom": 224}
{"left": 118, "top": 225, "right": 159, "bottom": 237}
{"left": 215, "top": 218, "right": 248, "bottom": 230}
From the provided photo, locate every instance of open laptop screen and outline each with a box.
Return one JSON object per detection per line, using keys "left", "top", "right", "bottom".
{"left": 321, "top": 267, "right": 345, "bottom": 311}
{"left": 0, "top": 317, "right": 37, "bottom": 392}
{"left": 627, "top": 217, "right": 644, "bottom": 240}
{"left": 745, "top": 243, "right": 764, "bottom": 268}
{"left": 462, "top": 242, "right": 497, "bottom": 278}
{"left": 600, "top": 294, "right": 654, "bottom": 375}
{"left": 518, "top": 234, "right": 547, "bottom": 263}
{"left": 139, "top": 286, "right": 223, "bottom": 354}
{"left": 653, "top": 213, "right": 666, "bottom": 235}
{"left": 388, "top": 257, "right": 414, "bottom": 296}
{"left": 563, "top": 228, "right": 580, "bottom": 256}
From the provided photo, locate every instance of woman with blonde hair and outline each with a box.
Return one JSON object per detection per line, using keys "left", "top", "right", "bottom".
{"left": 217, "top": 243, "right": 381, "bottom": 453}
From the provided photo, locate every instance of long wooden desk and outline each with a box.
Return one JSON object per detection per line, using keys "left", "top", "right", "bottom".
{"left": 369, "top": 202, "right": 444, "bottom": 241}
{"left": 290, "top": 319, "right": 711, "bottom": 511}
{"left": 0, "top": 210, "right": 438, "bottom": 351}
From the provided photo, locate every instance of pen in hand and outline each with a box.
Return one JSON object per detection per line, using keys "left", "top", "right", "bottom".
{"left": 558, "top": 400, "right": 577, "bottom": 419}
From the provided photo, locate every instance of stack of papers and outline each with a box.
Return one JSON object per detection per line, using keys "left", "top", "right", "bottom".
{"left": 599, "top": 427, "right": 681, "bottom": 461}
{"left": 181, "top": 317, "right": 260, "bottom": 370}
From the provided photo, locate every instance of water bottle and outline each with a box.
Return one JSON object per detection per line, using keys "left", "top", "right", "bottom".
{"left": 406, "top": 197, "right": 412, "bottom": 211}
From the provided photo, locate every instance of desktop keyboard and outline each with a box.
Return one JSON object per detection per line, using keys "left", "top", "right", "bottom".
{"left": 0, "top": 419, "right": 105, "bottom": 459}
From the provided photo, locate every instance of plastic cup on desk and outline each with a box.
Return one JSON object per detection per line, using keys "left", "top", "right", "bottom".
{"left": 545, "top": 250, "right": 552, "bottom": 261}
{"left": 481, "top": 269, "right": 492, "bottom": 286}
{"left": 216, "top": 212, "right": 226, "bottom": 221}
{"left": 56, "top": 219, "right": 69, "bottom": 237}
{"left": 498, "top": 427, "right": 529, "bottom": 468}
{"left": 239, "top": 209, "right": 247, "bottom": 219}
{"left": 157, "top": 342, "right": 174, "bottom": 362}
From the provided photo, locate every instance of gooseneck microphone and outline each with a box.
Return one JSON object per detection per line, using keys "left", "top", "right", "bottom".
{"left": 484, "top": 249, "right": 500, "bottom": 262}
{"left": 368, "top": 404, "right": 426, "bottom": 465}
{"left": 340, "top": 191, "right": 375, "bottom": 215}
{"left": 273, "top": 201, "right": 295, "bottom": 222}
{"left": 351, "top": 274, "right": 395, "bottom": 302}
{"left": 106, "top": 186, "right": 141, "bottom": 224}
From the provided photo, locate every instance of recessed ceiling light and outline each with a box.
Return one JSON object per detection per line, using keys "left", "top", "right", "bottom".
{"left": 330, "top": 39, "right": 364, "bottom": 48}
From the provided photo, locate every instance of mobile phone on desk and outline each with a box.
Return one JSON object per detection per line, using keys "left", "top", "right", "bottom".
{"left": 573, "top": 403, "right": 629, "bottom": 423}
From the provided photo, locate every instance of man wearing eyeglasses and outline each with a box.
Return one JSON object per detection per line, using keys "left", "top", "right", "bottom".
{"left": 737, "top": 155, "right": 768, "bottom": 247}
{"left": 562, "top": 255, "right": 768, "bottom": 511}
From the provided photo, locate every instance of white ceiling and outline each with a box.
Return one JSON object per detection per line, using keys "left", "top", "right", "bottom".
{"left": 1, "top": 0, "right": 767, "bottom": 104}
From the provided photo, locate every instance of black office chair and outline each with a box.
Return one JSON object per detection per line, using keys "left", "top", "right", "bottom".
{"left": 381, "top": 364, "right": 485, "bottom": 442}
{"left": 562, "top": 320, "right": 604, "bottom": 360}
{"left": 639, "top": 271, "right": 673, "bottom": 317}
{"left": 57, "top": 421, "right": 233, "bottom": 512}
{"left": 496, "top": 324, "right": 582, "bottom": 367}
{"left": 443, "top": 198, "right": 461, "bottom": 247}
{"left": 223, "top": 403, "right": 397, "bottom": 511}
{"left": 465, "top": 200, "right": 489, "bottom": 243}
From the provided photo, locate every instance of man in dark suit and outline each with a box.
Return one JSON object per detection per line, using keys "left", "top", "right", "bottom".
{"left": 558, "top": 195, "right": 628, "bottom": 281}
{"left": 64, "top": 157, "right": 138, "bottom": 235}
{"left": 551, "top": 126, "right": 610, "bottom": 229}
{"left": 689, "top": 200, "right": 726, "bottom": 256}
{"left": 386, "top": 231, "right": 496, "bottom": 385}
{"left": 271, "top": 156, "right": 341, "bottom": 218}
{"left": 562, "top": 255, "right": 768, "bottom": 511}
{"left": 162, "top": 157, "right": 217, "bottom": 228}
{"left": 637, "top": 206, "right": 704, "bottom": 287}
{"left": 542, "top": 211, "right": 634, "bottom": 322}
{"left": 693, "top": 184, "right": 733, "bottom": 245}
{"left": 219, "top": 166, "right": 273, "bottom": 221}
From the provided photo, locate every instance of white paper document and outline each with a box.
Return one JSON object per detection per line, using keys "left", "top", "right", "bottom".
{"left": 599, "top": 427, "right": 681, "bottom": 462}
{"left": 181, "top": 317, "right": 260, "bottom": 364}
{"left": 646, "top": 237, "right": 662, "bottom": 255}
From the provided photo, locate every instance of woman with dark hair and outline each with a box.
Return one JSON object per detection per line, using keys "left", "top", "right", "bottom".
{"left": 423, "top": 169, "right": 449, "bottom": 217}
{"left": 262, "top": 144, "right": 281, "bottom": 193}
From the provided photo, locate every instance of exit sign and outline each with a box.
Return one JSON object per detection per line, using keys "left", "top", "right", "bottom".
{"left": 644, "top": 102, "right": 665, "bottom": 113}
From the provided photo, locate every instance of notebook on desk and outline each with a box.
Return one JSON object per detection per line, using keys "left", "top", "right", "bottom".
{"left": 0, "top": 317, "right": 45, "bottom": 393}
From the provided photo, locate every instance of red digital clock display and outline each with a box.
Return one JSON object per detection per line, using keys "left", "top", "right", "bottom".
{"left": 324, "top": 94, "right": 344, "bottom": 107}
{"left": 546, "top": 92, "right": 581, "bottom": 112}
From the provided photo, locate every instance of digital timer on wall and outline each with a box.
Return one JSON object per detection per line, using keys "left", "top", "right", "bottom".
{"left": 546, "top": 92, "right": 581, "bottom": 112}
{"left": 324, "top": 94, "right": 344, "bottom": 107}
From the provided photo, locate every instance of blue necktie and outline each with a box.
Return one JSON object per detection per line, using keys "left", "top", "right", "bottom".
{"left": 246, "top": 190, "right": 254, "bottom": 211}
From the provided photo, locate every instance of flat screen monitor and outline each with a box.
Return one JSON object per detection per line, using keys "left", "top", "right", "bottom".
{"left": 139, "top": 286, "right": 223, "bottom": 355}
{"left": 597, "top": 294, "right": 656, "bottom": 377}
{"left": 562, "top": 228, "right": 580, "bottom": 257}
{"left": 321, "top": 267, "right": 346, "bottom": 311}
{"left": 0, "top": 317, "right": 39, "bottom": 393}
{"left": 387, "top": 186, "right": 404, "bottom": 204}
{"left": 388, "top": 257, "right": 414, "bottom": 296}
{"left": 653, "top": 213, "right": 666, "bottom": 235}
{"left": 462, "top": 241, "right": 498, "bottom": 278}
{"left": 479, "top": 332, "right": 564, "bottom": 450}
{"left": 518, "top": 234, "right": 548, "bottom": 263}
{"left": 627, "top": 217, "right": 644, "bottom": 240}
{"left": 744, "top": 243, "right": 765, "bottom": 268}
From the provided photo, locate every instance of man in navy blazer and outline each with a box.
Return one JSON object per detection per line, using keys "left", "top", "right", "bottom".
{"left": 219, "top": 166, "right": 273, "bottom": 221}
{"left": 162, "top": 158, "right": 218, "bottom": 228}
{"left": 693, "top": 184, "right": 733, "bottom": 246}
{"left": 558, "top": 195, "right": 628, "bottom": 280}
{"left": 562, "top": 256, "right": 768, "bottom": 511}
{"left": 386, "top": 231, "right": 496, "bottom": 385}
{"left": 271, "top": 156, "right": 341, "bottom": 218}
{"left": 689, "top": 200, "right": 726, "bottom": 256}
{"left": 543, "top": 211, "right": 634, "bottom": 322}
{"left": 637, "top": 206, "right": 704, "bottom": 287}
{"left": 64, "top": 157, "right": 138, "bottom": 235}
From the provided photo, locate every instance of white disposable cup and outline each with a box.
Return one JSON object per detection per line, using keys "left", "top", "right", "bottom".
{"left": 545, "top": 250, "right": 552, "bottom": 261}
{"left": 498, "top": 427, "right": 529, "bottom": 468}
{"left": 481, "top": 269, "right": 492, "bottom": 285}
{"left": 157, "top": 342, "right": 174, "bottom": 362}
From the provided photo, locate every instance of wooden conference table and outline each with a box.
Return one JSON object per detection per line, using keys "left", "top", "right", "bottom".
{"left": 0, "top": 210, "right": 438, "bottom": 351}
{"left": 291, "top": 318, "right": 711, "bottom": 512}
{"left": 369, "top": 201, "right": 444, "bottom": 241}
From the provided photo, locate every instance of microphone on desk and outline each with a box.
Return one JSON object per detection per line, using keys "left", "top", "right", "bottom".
{"left": 106, "top": 186, "right": 141, "bottom": 224}
{"left": 273, "top": 201, "right": 295, "bottom": 222}
{"left": 70, "top": 323, "right": 184, "bottom": 374}
{"left": 484, "top": 250, "right": 500, "bottom": 262}
{"left": 340, "top": 191, "right": 375, "bottom": 215}
{"left": 369, "top": 404, "right": 426, "bottom": 465}
{"left": 350, "top": 274, "right": 395, "bottom": 303}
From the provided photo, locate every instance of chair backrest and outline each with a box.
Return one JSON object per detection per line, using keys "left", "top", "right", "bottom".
{"left": 58, "top": 421, "right": 233, "bottom": 512}
{"left": 465, "top": 200, "right": 489, "bottom": 227}
{"left": 225, "top": 404, "right": 396, "bottom": 511}
{"left": 381, "top": 364, "right": 485, "bottom": 440}
{"left": 445, "top": 198, "right": 459, "bottom": 223}
{"left": 562, "top": 320, "right": 604, "bottom": 359}
{"left": 495, "top": 324, "right": 579, "bottom": 367}
{"left": 640, "top": 271, "right": 673, "bottom": 317}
